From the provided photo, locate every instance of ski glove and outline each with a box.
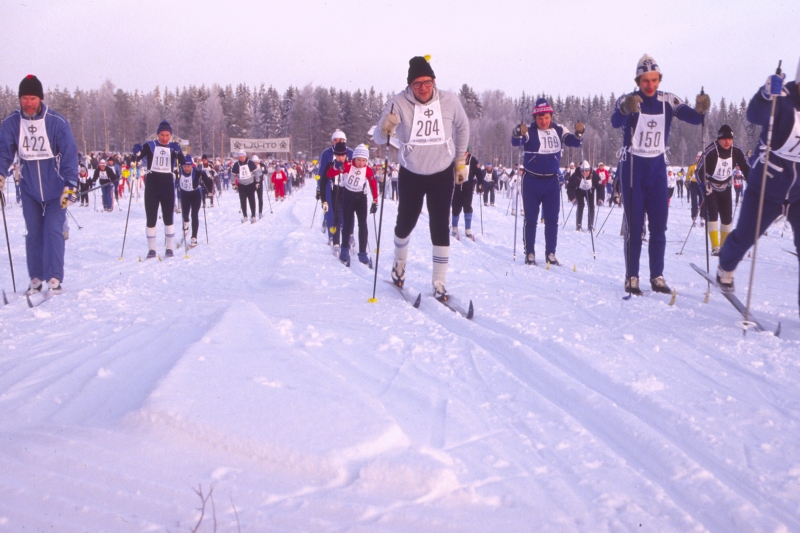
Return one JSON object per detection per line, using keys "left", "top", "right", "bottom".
{"left": 322, "top": 202, "right": 328, "bottom": 213}
{"left": 705, "top": 182, "right": 713, "bottom": 195}
{"left": 454, "top": 156, "right": 468, "bottom": 184}
{"left": 513, "top": 124, "right": 528, "bottom": 137}
{"left": 573, "top": 122, "right": 585, "bottom": 137}
{"left": 380, "top": 112, "right": 400, "bottom": 137}
{"left": 695, "top": 93, "right": 711, "bottom": 114}
{"left": 620, "top": 94, "right": 642, "bottom": 114}
{"left": 60, "top": 186, "right": 78, "bottom": 208}
{"left": 763, "top": 73, "right": 785, "bottom": 99}
{"left": 0, "top": 175, "right": 4, "bottom": 190}
{"left": 370, "top": 202, "right": 378, "bottom": 214}
{"left": 132, "top": 143, "right": 142, "bottom": 156}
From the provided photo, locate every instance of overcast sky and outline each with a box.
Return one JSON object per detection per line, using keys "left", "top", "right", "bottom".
{"left": 1, "top": 0, "right": 797, "bottom": 106}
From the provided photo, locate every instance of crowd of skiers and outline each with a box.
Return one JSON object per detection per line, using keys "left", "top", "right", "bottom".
{"left": 1, "top": 53, "right": 799, "bottom": 318}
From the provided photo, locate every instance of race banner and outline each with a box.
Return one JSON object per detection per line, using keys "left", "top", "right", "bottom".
{"left": 230, "top": 137, "right": 291, "bottom": 153}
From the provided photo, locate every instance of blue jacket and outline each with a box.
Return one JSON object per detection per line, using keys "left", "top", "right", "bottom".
{"left": 611, "top": 90, "right": 702, "bottom": 159}
{"left": 0, "top": 103, "right": 79, "bottom": 202}
{"left": 136, "top": 140, "right": 185, "bottom": 176}
{"left": 317, "top": 145, "right": 354, "bottom": 190}
{"left": 746, "top": 80, "right": 800, "bottom": 204}
{"left": 511, "top": 123, "right": 581, "bottom": 176}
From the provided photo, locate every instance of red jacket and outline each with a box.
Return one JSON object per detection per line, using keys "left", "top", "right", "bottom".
{"left": 271, "top": 170, "right": 287, "bottom": 184}
{"left": 326, "top": 161, "right": 378, "bottom": 202}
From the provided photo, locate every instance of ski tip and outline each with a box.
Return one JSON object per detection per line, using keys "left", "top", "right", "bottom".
{"left": 368, "top": 297, "right": 379, "bottom": 303}
{"left": 572, "top": 264, "right": 577, "bottom": 272}
{"left": 774, "top": 322, "right": 781, "bottom": 337}
{"left": 25, "top": 294, "right": 33, "bottom": 308}
{"left": 467, "top": 300, "right": 475, "bottom": 319}
{"left": 413, "top": 293, "right": 422, "bottom": 308}
{"left": 2, "top": 290, "right": 8, "bottom": 305}
{"left": 668, "top": 288, "right": 677, "bottom": 306}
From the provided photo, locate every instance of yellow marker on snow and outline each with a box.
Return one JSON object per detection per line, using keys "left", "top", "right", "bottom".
{"left": 368, "top": 297, "right": 379, "bottom": 303}
{"left": 573, "top": 264, "right": 576, "bottom": 272}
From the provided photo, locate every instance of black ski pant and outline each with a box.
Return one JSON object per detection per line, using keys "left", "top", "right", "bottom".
{"left": 181, "top": 190, "right": 201, "bottom": 239}
{"left": 238, "top": 183, "right": 256, "bottom": 218}
{"left": 145, "top": 173, "right": 175, "bottom": 227}
{"left": 79, "top": 181, "right": 91, "bottom": 205}
{"left": 706, "top": 186, "right": 733, "bottom": 225}
{"left": 575, "top": 189, "right": 595, "bottom": 230}
{"left": 255, "top": 181, "right": 264, "bottom": 214}
{"left": 341, "top": 189, "right": 368, "bottom": 254}
{"left": 451, "top": 181, "right": 475, "bottom": 218}
{"left": 331, "top": 184, "right": 342, "bottom": 246}
{"left": 483, "top": 182, "right": 496, "bottom": 205}
{"left": 690, "top": 181, "right": 706, "bottom": 220}
{"left": 395, "top": 164, "right": 454, "bottom": 246}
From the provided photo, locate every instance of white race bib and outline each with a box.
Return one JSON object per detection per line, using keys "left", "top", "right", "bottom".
{"left": 773, "top": 110, "right": 800, "bottom": 163}
{"left": 537, "top": 128, "right": 561, "bottom": 155}
{"left": 239, "top": 164, "right": 252, "bottom": 180}
{"left": 18, "top": 115, "right": 54, "bottom": 161}
{"left": 179, "top": 172, "right": 194, "bottom": 192}
{"left": 408, "top": 99, "right": 445, "bottom": 146}
{"left": 711, "top": 156, "right": 733, "bottom": 181}
{"left": 579, "top": 177, "right": 592, "bottom": 191}
{"left": 631, "top": 112, "right": 666, "bottom": 158}
{"left": 151, "top": 145, "right": 172, "bottom": 173}
{"left": 343, "top": 166, "right": 368, "bottom": 192}
{"left": 98, "top": 170, "right": 108, "bottom": 181}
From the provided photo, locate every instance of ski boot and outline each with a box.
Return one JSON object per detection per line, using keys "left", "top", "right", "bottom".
{"left": 146, "top": 250, "right": 157, "bottom": 260}
{"left": 465, "top": 228, "right": 474, "bottom": 241}
{"left": 26, "top": 278, "right": 43, "bottom": 296}
{"left": 650, "top": 276, "right": 672, "bottom": 294}
{"left": 190, "top": 237, "right": 197, "bottom": 248}
{"left": 357, "top": 252, "right": 371, "bottom": 267}
{"left": 165, "top": 249, "right": 174, "bottom": 258}
{"left": 625, "top": 276, "right": 643, "bottom": 296}
{"left": 716, "top": 266, "right": 735, "bottom": 293}
{"left": 339, "top": 247, "right": 350, "bottom": 267}
{"left": 48, "top": 278, "right": 62, "bottom": 296}
{"left": 546, "top": 253, "right": 560, "bottom": 266}
{"left": 250, "top": 216, "right": 256, "bottom": 224}
{"left": 711, "top": 246, "right": 720, "bottom": 256}
{"left": 525, "top": 253, "right": 537, "bottom": 266}
{"left": 433, "top": 281, "right": 449, "bottom": 302}
{"left": 391, "top": 260, "right": 405, "bottom": 288}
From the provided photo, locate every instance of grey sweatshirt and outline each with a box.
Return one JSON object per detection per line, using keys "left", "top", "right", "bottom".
{"left": 373, "top": 87, "right": 469, "bottom": 176}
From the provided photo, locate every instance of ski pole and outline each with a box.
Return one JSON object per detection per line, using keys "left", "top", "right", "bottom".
{"left": 698, "top": 88, "right": 712, "bottom": 303}
{"left": 744, "top": 60, "right": 783, "bottom": 333}
{"left": 264, "top": 178, "right": 273, "bottom": 214}
{"left": 512, "top": 184, "right": 519, "bottom": 261}
{"left": 676, "top": 197, "right": 706, "bottom": 255}
{"left": 479, "top": 187, "right": 484, "bottom": 235}
{"left": 372, "top": 212, "right": 378, "bottom": 250}
{"left": 0, "top": 192, "right": 16, "bottom": 292}
{"left": 595, "top": 201, "right": 615, "bottom": 237}
{"left": 562, "top": 202, "right": 575, "bottom": 230}
{"left": 66, "top": 208, "right": 83, "bottom": 230}
{"left": 201, "top": 185, "right": 209, "bottom": 244}
{"left": 311, "top": 197, "right": 319, "bottom": 229}
{"left": 119, "top": 179, "right": 135, "bottom": 260}
{"left": 623, "top": 113, "right": 635, "bottom": 301}
{"left": 369, "top": 104, "right": 394, "bottom": 303}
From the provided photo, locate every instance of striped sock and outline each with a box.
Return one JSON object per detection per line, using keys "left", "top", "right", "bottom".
{"left": 165, "top": 225, "right": 175, "bottom": 250}
{"left": 393, "top": 235, "right": 410, "bottom": 276}
{"left": 432, "top": 245, "right": 449, "bottom": 288}
{"left": 146, "top": 226, "right": 157, "bottom": 251}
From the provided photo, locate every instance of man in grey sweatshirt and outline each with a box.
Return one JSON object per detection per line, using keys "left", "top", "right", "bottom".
{"left": 373, "top": 56, "right": 470, "bottom": 302}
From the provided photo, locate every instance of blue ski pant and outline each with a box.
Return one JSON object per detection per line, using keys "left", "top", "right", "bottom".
{"left": 521, "top": 173, "right": 560, "bottom": 256}
{"left": 719, "top": 188, "right": 800, "bottom": 311}
{"left": 21, "top": 191, "right": 66, "bottom": 283}
{"left": 618, "top": 155, "right": 669, "bottom": 279}
{"left": 101, "top": 183, "right": 113, "bottom": 210}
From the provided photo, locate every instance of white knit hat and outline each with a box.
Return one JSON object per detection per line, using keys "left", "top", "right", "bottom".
{"left": 635, "top": 54, "right": 661, "bottom": 80}
{"left": 331, "top": 129, "right": 347, "bottom": 142}
{"left": 236, "top": 149, "right": 246, "bottom": 157}
{"left": 353, "top": 144, "right": 369, "bottom": 161}
{"left": 580, "top": 160, "right": 591, "bottom": 171}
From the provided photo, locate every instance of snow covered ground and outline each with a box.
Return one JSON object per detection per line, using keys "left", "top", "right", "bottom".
{"left": 0, "top": 180, "right": 798, "bottom": 533}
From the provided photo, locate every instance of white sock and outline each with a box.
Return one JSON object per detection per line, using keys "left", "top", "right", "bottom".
{"left": 432, "top": 245, "right": 449, "bottom": 288}
{"left": 146, "top": 226, "right": 157, "bottom": 251}
{"left": 165, "top": 225, "right": 175, "bottom": 250}
{"left": 393, "top": 235, "right": 410, "bottom": 275}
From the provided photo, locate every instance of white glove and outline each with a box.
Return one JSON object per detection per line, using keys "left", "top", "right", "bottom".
{"left": 322, "top": 202, "right": 329, "bottom": 213}
{"left": 380, "top": 113, "right": 400, "bottom": 137}
{"left": 454, "top": 156, "right": 468, "bottom": 184}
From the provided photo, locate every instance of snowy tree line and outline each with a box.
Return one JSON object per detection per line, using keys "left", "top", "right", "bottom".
{"left": 0, "top": 82, "right": 757, "bottom": 169}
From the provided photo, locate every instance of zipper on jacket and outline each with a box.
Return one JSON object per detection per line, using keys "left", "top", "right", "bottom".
{"left": 37, "top": 160, "right": 44, "bottom": 201}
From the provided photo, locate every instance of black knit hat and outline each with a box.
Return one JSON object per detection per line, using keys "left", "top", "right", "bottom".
{"left": 717, "top": 124, "right": 734, "bottom": 140}
{"left": 407, "top": 56, "right": 435, "bottom": 85}
{"left": 333, "top": 141, "right": 347, "bottom": 156}
{"left": 157, "top": 120, "right": 173, "bottom": 134}
{"left": 19, "top": 74, "right": 44, "bottom": 100}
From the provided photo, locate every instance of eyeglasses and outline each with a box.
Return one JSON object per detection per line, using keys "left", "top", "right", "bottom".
{"left": 411, "top": 80, "right": 434, "bottom": 89}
